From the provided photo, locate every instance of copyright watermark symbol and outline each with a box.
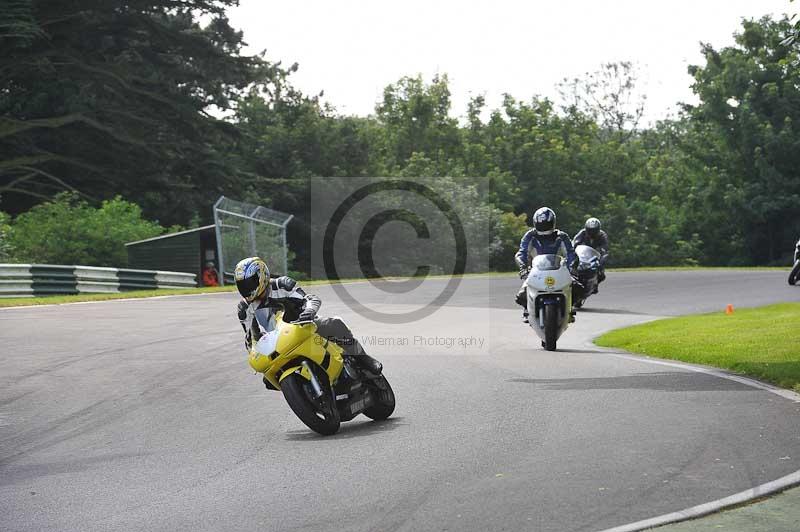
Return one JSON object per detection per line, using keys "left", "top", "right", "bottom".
{"left": 310, "top": 177, "right": 491, "bottom": 325}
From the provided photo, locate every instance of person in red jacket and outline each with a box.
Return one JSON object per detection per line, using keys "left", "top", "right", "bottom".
{"left": 202, "top": 261, "right": 219, "bottom": 286}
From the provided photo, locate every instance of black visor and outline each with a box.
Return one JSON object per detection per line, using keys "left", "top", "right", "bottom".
{"left": 236, "top": 275, "right": 261, "bottom": 298}
{"left": 534, "top": 219, "right": 555, "bottom": 233}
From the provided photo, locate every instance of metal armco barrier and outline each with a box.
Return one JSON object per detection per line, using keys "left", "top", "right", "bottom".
{"left": 0, "top": 264, "right": 197, "bottom": 297}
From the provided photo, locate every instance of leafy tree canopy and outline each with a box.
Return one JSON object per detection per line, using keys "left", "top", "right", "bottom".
{"left": 3, "top": 10, "right": 799, "bottom": 270}
{"left": 1, "top": 0, "right": 290, "bottom": 224}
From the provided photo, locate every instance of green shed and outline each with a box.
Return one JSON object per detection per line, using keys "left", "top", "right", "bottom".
{"left": 125, "top": 225, "right": 219, "bottom": 286}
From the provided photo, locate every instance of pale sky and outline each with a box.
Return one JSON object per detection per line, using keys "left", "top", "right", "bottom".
{"left": 226, "top": 0, "right": 792, "bottom": 125}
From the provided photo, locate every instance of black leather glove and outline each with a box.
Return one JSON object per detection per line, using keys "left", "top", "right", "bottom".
{"left": 275, "top": 276, "right": 297, "bottom": 291}
{"left": 237, "top": 300, "right": 248, "bottom": 321}
{"left": 295, "top": 308, "right": 317, "bottom": 323}
{"left": 518, "top": 265, "right": 529, "bottom": 279}
{"left": 569, "top": 258, "right": 580, "bottom": 276}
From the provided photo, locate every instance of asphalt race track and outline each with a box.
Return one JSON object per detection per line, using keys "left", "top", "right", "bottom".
{"left": 1, "top": 271, "right": 799, "bottom": 532}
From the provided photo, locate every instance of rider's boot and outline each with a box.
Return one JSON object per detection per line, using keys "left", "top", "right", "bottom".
{"left": 571, "top": 279, "right": 586, "bottom": 305}
{"left": 346, "top": 341, "right": 383, "bottom": 374}
{"left": 516, "top": 289, "right": 528, "bottom": 323}
{"left": 569, "top": 309, "right": 577, "bottom": 323}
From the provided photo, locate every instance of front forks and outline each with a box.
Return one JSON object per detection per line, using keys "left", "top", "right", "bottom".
{"left": 301, "top": 360, "right": 323, "bottom": 399}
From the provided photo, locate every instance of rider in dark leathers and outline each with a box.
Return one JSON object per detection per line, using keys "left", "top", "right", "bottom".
{"left": 514, "top": 207, "right": 583, "bottom": 322}
{"left": 573, "top": 217, "right": 609, "bottom": 290}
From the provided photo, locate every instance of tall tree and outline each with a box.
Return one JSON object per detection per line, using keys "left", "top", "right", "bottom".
{"left": 688, "top": 16, "right": 800, "bottom": 262}
{"left": 0, "top": 0, "right": 285, "bottom": 224}
{"left": 375, "top": 74, "right": 462, "bottom": 170}
{"left": 558, "top": 62, "right": 647, "bottom": 138}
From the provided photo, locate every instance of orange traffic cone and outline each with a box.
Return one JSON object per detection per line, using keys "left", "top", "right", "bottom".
{"left": 725, "top": 304, "right": 734, "bottom": 315}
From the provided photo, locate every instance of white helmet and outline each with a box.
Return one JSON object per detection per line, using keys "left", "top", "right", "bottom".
{"left": 533, "top": 207, "right": 556, "bottom": 235}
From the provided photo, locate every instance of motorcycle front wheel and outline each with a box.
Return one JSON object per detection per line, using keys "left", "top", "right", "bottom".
{"left": 281, "top": 373, "right": 341, "bottom": 436}
{"left": 543, "top": 304, "right": 558, "bottom": 351}
{"left": 363, "top": 375, "right": 396, "bottom": 421}
{"left": 789, "top": 260, "right": 800, "bottom": 286}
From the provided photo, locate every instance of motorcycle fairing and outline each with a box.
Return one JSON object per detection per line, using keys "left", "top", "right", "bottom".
{"left": 248, "top": 313, "right": 344, "bottom": 390}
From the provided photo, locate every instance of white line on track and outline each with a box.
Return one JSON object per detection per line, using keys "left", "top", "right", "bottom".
{"left": 597, "top": 469, "right": 800, "bottom": 532}
{"left": 591, "top": 347, "right": 800, "bottom": 403}
{"left": 590, "top": 343, "right": 800, "bottom": 531}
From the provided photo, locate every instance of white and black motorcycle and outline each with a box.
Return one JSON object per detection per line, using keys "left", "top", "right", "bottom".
{"left": 524, "top": 254, "right": 573, "bottom": 351}
{"left": 789, "top": 239, "right": 800, "bottom": 286}
{"left": 573, "top": 245, "right": 601, "bottom": 308}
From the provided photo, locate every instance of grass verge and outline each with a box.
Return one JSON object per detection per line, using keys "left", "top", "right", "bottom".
{"left": 0, "top": 271, "right": 520, "bottom": 308}
{"left": 0, "top": 268, "right": 787, "bottom": 308}
{"left": 0, "top": 286, "right": 236, "bottom": 307}
{"left": 607, "top": 266, "right": 786, "bottom": 272}
{"left": 595, "top": 302, "right": 800, "bottom": 393}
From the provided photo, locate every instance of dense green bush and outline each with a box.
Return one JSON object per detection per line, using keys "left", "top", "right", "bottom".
{"left": 490, "top": 212, "right": 529, "bottom": 270}
{"left": 7, "top": 193, "right": 167, "bottom": 267}
{"left": 0, "top": 212, "right": 13, "bottom": 261}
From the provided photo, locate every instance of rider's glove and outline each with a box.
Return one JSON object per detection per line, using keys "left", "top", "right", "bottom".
{"left": 569, "top": 258, "right": 579, "bottom": 276}
{"left": 518, "top": 265, "right": 529, "bottom": 279}
{"left": 296, "top": 307, "right": 317, "bottom": 323}
{"left": 237, "top": 300, "right": 248, "bottom": 322}
{"left": 275, "top": 276, "right": 297, "bottom": 291}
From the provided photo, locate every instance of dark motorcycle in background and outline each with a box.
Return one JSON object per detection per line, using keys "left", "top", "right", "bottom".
{"left": 789, "top": 239, "right": 800, "bottom": 286}
{"left": 573, "top": 245, "right": 601, "bottom": 308}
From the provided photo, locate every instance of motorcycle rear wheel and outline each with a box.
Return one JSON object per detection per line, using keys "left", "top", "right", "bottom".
{"left": 363, "top": 375, "right": 396, "bottom": 421}
{"left": 789, "top": 260, "right": 800, "bottom": 286}
{"left": 281, "top": 373, "right": 340, "bottom": 436}
{"left": 543, "top": 304, "right": 558, "bottom": 351}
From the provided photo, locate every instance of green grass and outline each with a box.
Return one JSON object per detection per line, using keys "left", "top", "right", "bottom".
{"left": 607, "top": 266, "right": 786, "bottom": 272}
{"left": 0, "top": 286, "right": 236, "bottom": 307}
{"left": 596, "top": 303, "right": 800, "bottom": 393}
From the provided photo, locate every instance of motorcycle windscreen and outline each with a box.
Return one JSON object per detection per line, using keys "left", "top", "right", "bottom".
{"left": 575, "top": 245, "right": 600, "bottom": 262}
{"left": 575, "top": 245, "right": 600, "bottom": 270}
{"left": 531, "top": 254, "right": 563, "bottom": 271}
{"left": 255, "top": 330, "right": 280, "bottom": 356}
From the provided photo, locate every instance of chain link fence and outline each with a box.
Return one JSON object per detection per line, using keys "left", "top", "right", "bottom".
{"left": 213, "top": 196, "right": 293, "bottom": 283}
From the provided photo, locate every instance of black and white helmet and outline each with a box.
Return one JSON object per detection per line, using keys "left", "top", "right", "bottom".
{"left": 585, "top": 217, "right": 601, "bottom": 238}
{"left": 532, "top": 207, "right": 556, "bottom": 235}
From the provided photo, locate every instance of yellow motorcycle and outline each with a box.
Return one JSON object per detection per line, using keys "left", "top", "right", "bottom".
{"left": 247, "top": 311, "right": 395, "bottom": 435}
